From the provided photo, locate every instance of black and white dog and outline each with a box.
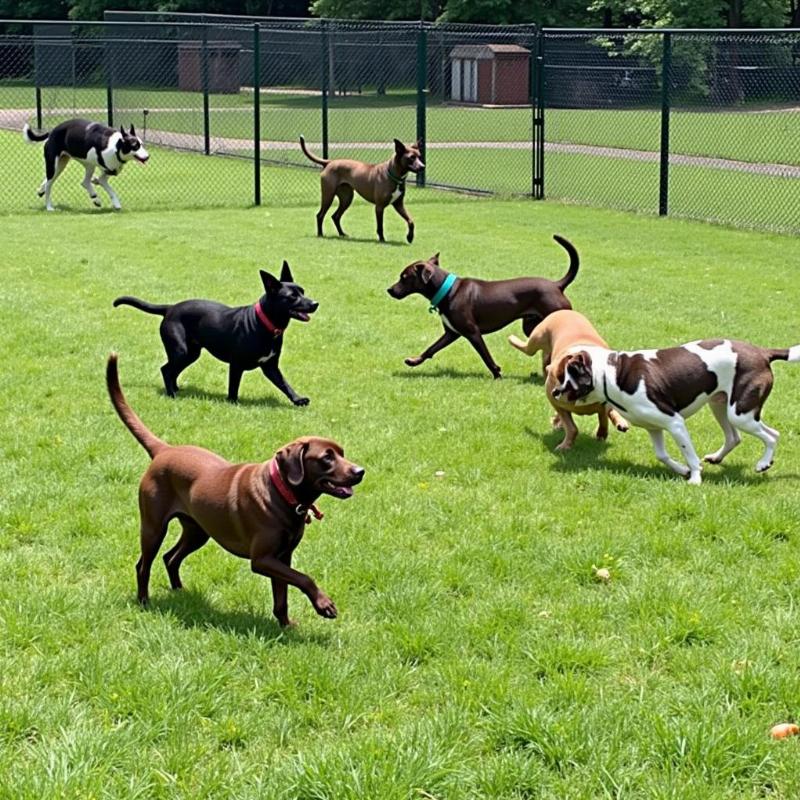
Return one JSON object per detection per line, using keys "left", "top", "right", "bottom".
{"left": 23, "top": 118, "right": 149, "bottom": 211}
{"left": 550, "top": 339, "right": 800, "bottom": 484}
{"left": 113, "top": 262, "right": 318, "bottom": 405}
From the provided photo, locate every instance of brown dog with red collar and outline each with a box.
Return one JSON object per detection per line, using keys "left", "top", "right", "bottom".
{"left": 107, "top": 354, "right": 364, "bottom": 626}
{"left": 300, "top": 136, "right": 424, "bottom": 243}
{"left": 509, "top": 309, "right": 629, "bottom": 450}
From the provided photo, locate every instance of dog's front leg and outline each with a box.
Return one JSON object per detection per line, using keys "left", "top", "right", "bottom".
{"left": 375, "top": 204, "right": 386, "bottom": 242}
{"left": 405, "top": 328, "right": 460, "bottom": 368}
{"left": 227, "top": 364, "right": 244, "bottom": 403}
{"left": 261, "top": 363, "right": 309, "bottom": 406}
{"left": 270, "top": 553, "right": 295, "bottom": 627}
{"left": 95, "top": 172, "right": 122, "bottom": 210}
{"left": 648, "top": 429, "right": 693, "bottom": 481}
{"left": 81, "top": 164, "right": 101, "bottom": 207}
{"left": 464, "top": 329, "right": 502, "bottom": 379}
{"left": 392, "top": 199, "right": 414, "bottom": 244}
{"left": 666, "top": 418, "right": 703, "bottom": 484}
{"left": 251, "top": 554, "right": 336, "bottom": 619}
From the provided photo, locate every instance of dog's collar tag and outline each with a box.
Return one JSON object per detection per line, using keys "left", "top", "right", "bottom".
{"left": 268, "top": 459, "right": 323, "bottom": 524}
{"left": 428, "top": 273, "right": 458, "bottom": 314}
{"left": 254, "top": 302, "right": 284, "bottom": 336}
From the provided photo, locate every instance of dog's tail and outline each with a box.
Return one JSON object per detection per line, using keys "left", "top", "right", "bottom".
{"left": 553, "top": 235, "right": 580, "bottom": 291}
{"left": 23, "top": 123, "right": 49, "bottom": 143}
{"left": 508, "top": 334, "right": 535, "bottom": 355}
{"left": 299, "top": 135, "right": 329, "bottom": 167}
{"left": 106, "top": 354, "right": 167, "bottom": 459}
{"left": 767, "top": 345, "right": 800, "bottom": 364}
{"left": 113, "top": 296, "right": 170, "bottom": 316}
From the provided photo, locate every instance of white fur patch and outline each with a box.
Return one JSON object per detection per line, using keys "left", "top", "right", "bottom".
{"left": 390, "top": 187, "right": 403, "bottom": 204}
{"left": 789, "top": 345, "right": 800, "bottom": 362}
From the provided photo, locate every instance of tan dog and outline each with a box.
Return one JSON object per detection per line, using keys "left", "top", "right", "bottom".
{"left": 300, "top": 136, "right": 424, "bottom": 243}
{"left": 508, "top": 310, "right": 629, "bottom": 450}
{"left": 107, "top": 354, "right": 365, "bottom": 626}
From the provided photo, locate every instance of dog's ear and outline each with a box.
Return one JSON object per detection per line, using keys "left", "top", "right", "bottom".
{"left": 414, "top": 139, "right": 423, "bottom": 150}
{"left": 430, "top": 253, "right": 440, "bottom": 266}
{"left": 394, "top": 138, "right": 406, "bottom": 156}
{"left": 260, "top": 269, "right": 281, "bottom": 294}
{"left": 282, "top": 441, "right": 308, "bottom": 486}
{"left": 280, "top": 260, "right": 294, "bottom": 283}
{"left": 418, "top": 263, "right": 435, "bottom": 284}
{"left": 129, "top": 124, "right": 136, "bottom": 136}
{"left": 119, "top": 125, "right": 126, "bottom": 137}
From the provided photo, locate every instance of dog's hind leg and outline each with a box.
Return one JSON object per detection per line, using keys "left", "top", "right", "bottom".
{"left": 159, "top": 322, "right": 200, "bottom": 397}
{"left": 95, "top": 172, "right": 121, "bottom": 210}
{"left": 648, "top": 429, "right": 692, "bottom": 480}
{"left": 331, "top": 184, "right": 353, "bottom": 237}
{"left": 729, "top": 409, "right": 779, "bottom": 473}
{"left": 316, "top": 179, "right": 336, "bottom": 236}
{"left": 391, "top": 198, "right": 415, "bottom": 244}
{"left": 80, "top": 164, "right": 101, "bottom": 207}
{"left": 163, "top": 516, "right": 210, "bottom": 590}
{"left": 137, "top": 511, "right": 171, "bottom": 605}
{"left": 41, "top": 153, "right": 69, "bottom": 211}
{"left": 703, "top": 395, "right": 741, "bottom": 465}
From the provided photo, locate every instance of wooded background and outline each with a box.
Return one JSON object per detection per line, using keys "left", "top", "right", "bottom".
{"left": 2, "top": 0, "right": 799, "bottom": 28}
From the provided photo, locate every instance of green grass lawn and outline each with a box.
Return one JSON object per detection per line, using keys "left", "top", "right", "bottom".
{"left": 2, "top": 168, "right": 800, "bottom": 797}
{"left": 5, "top": 82, "right": 799, "bottom": 166}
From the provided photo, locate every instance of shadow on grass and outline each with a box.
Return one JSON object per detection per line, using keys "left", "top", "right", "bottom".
{"left": 524, "top": 425, "right": 800, "bottom": 485}
{"left": 145, "top": 589, "right": 331, "bottom": 645}
{"left": 391, "top": 366, "right": 536, "bottom": 384}
{"left": 315, "top": 233, "right": 410, "bottom": 247}
{"left": 169, "top": 386, "right": 288, "bottom": 409}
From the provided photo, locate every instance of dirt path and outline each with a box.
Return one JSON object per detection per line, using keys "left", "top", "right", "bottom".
{"left": 3, "top": 106, "right": 798, "bottom": 180}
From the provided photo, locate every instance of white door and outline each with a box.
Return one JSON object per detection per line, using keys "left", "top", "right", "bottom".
{"left": 451, "top": 59, "right": 462, "bottom": 101}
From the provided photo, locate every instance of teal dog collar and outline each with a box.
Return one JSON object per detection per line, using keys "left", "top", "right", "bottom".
{"left": 429, "top": 273, "right": 457, "bottom": 314}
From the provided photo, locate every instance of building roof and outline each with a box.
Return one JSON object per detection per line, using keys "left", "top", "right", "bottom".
{"left": 449, "top": 44, "right": 530, "bottom": 59}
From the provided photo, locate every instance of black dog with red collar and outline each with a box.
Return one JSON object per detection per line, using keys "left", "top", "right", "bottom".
{"left": 113, "top": 262, "right": 318, "bottom": 404}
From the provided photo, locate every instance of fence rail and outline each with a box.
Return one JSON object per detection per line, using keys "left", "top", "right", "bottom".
{"left": 0, "top": 16, "right": 797, "bottom": 233}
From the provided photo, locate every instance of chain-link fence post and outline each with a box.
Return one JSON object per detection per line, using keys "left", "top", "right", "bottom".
{"left": 35, "top": 85, "right": 43, "bottom": 129}
{"left": 253, "top": 22, "right": 261, "bottom": 206}
{"left": 105, "top": 36, "right": 114, "bottom": 127}
{"left": 533, "top": 29, "right": 545, "bottom": 199}
{"left": 659, "top": 31, "right": 672, "bottom": 216}
{"left": 321, "top": 19, "right": 330, "bottom": 160}
{"left": 416, "top": 22, "right": 427, "bottom": 187}
{"left": 201, "top": 24, "right": 210, "bottom": 155}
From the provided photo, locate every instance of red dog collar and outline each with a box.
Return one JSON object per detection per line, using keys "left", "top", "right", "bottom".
{"left": 254, "top": 302, "right": 284, "bottom": 336}
{"left": 268, "top": 459, "right": 323, "bottom": 523}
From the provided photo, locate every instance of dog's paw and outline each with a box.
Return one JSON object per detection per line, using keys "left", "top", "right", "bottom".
{"left": 311, "top": 591, "right": 337, "bottom": 619}
{"left": 616, "top": 422, "right": 630, "bottom": 432}
{"left": 555, "top": 440, "right": 574, "bottom": 452}
{"left": 755, "top": 459, "right": 773, "bottom": 473}
{"left": 407, "top": 229, "right": 414, "bottom": 244}
{"left": 292, "top": 396, "right": 310, "bottom": 407}
{"left": 404, "top": 356, "right": 424, "bottom": 368}
{"left": 92, "top": 197, "right": 101, "bottom": 208}
{"left": 491, "top": 368, "right": 502, "bottom": 380}
{"left": 595, "top": 428, "right": 609, "bottom": 441}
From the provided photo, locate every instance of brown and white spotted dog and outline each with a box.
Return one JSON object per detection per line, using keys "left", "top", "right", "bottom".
{"left": 550, "top": 339, "right": 800, "bottom": 484}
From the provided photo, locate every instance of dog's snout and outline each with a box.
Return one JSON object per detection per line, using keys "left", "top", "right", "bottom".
{"left": 350, "top": 466, "right": 365, "bottom": 483}
{"left": 309, "top": 300, "right": 320, "bottom": 311}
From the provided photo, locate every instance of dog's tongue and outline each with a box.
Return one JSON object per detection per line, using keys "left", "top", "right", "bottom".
{"left": 334, "top": 485, "right": 354, "bottom": 499}
{"left": 296, "top": 311, "right": 310, "bottom": 322}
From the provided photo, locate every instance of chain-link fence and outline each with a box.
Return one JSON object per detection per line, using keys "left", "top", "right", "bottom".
{"left": 1, "top": 16, "right": 798, "bottom": 233}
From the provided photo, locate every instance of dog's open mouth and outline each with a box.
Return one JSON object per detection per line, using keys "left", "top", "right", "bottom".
{"left": 290, "top": 310, "right": 312, "bottom": 322}
{"left": 320, "top": 479, "right": 355, "bottom": 499}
